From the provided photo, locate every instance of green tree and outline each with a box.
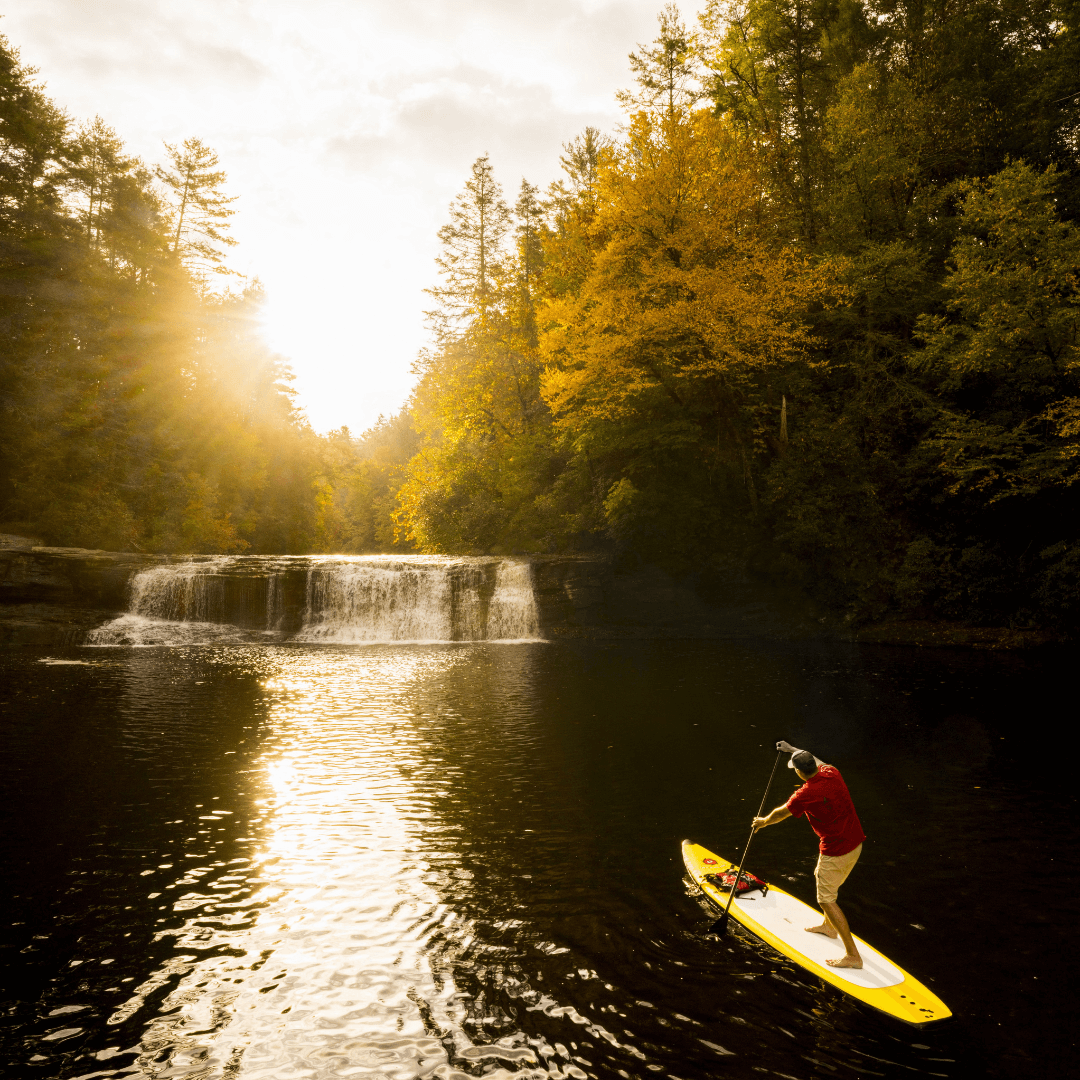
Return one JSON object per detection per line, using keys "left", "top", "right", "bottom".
{"left": 699, "top": 0, "right": 872, "bottom": 242}
{"left": 155, "top": 136, "right": 238, "bottom": 278}
{"left": 896, "top": 163, "right": 1080, "bottom": 620}
{"left": 398, "top": 155, "right": 574, "bottom": 554}
{"left": 70, "top": 116, "right": 128, "bottom": 247}
{"left": 543, "top": 127, "right": 613, "bottom": 302}
{"left": 617, "top": 3, "right": 705, "bottom": 118}
{"left": 514, "top": 178, "right": 547, "bottom": 305}
{"left": 424, "top": 154, "right": 511, "bottom": 339}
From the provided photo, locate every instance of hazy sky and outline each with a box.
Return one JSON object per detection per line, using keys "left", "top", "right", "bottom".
{"left": 3, "top": 0, "right": 707, "bottom": 433}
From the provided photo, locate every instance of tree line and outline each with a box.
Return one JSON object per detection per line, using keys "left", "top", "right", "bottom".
{"left": 3, "top": 1, "right": 1079, "bottom": 631}
{"left": 386, "top": 0, "right": 1080, "bottom": 630}
{"left": 0, "top": 33, "right": 407, "bottom": 555}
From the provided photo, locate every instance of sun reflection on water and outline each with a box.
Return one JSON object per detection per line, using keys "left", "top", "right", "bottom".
{"left": 112, "top": 646, "right": 554, "bottom": 1080}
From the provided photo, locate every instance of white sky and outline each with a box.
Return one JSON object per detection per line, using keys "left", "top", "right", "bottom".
{"left": 3, "top": 0, "right": 707, "bottom": 434}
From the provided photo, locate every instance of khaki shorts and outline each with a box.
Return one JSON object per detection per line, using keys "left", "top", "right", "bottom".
{"left": 815, "top": 843, "right": 862, "bottom": 905}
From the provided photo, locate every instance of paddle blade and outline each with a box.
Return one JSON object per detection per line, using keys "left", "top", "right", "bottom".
{"left": 706, "top": 915, "right": 729, "bottom": 936}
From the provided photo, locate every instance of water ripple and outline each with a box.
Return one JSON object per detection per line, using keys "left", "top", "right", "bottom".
{"left": 1, "top": 642, "right": 1074, "bottom": 1077}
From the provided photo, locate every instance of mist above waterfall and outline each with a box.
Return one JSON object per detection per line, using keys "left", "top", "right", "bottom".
{"left": 86, "top": 556, "right": 542, "bottom": 646}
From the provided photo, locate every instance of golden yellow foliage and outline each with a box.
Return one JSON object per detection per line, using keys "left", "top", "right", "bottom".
{"left": 540, "top": 110, "right": 836, "bottom": 449}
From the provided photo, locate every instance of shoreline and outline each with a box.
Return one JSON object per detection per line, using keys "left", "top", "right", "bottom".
{"left": 0, "top": 540, "right": 1066, "bottom": 650}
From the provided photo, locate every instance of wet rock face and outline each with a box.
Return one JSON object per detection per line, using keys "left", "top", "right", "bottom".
{"left": 0, "top": 604, "right": 116, "bottom": 646}
{"left": 0, "top": 550, "right": 76, "bottom": 604}
{"left": 531, "top": 557, "right": 719, "bottom": 632}
{"left": 531, "top": 556, "right": 822, "bottom": 639}
{"left": 0, "top": 546, "right": 164, "bottom": 643}
{"left": 530, "top": 557, "right": 609, "bottom": 629}
{"left": 0, "top": 533, "right": 41, "bottom": 549}
{"left": 0, "top": 547, "right": 161, "bottom": 607}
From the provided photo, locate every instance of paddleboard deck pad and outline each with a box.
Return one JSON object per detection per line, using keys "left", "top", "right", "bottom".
{"left": 682, "top": 840, "right": 951, "bottom": 1026}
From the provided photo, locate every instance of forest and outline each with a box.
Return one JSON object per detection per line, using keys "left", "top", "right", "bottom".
{"left": 2, "top": 0, "right": 1079, "bottom": 630}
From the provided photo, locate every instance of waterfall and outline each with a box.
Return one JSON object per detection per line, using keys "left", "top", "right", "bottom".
{"left": 295, "top": 558, "right": 541, "bottom": 643}
{"left": 126, "top": 560, "right": 228, "bottom": 623}
{"left": 266, "top": 574, "right": 284, "bottom": 631}
{"left": 487, "top": 560, "right": 541, "bottom": 641}
{"left": 296, "top": 562, "right": 455, "bottom": 643}
{"left": 85, "top": 559, "right": 257, "bottom": 646}
{"left": 85, "top": 556, "right": 543, "bottom": 645}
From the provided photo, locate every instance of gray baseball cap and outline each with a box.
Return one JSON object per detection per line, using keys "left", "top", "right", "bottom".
{"left": 776, "top": 740, "right": 824, "bottom": 772}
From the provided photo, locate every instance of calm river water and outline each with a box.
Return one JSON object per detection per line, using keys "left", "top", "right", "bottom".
{"left": 0, "top": 640, "right": 1075, "bottom": 1079}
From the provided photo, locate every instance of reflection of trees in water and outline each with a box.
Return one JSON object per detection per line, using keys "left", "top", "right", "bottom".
{"left": 395, "top": 646, "right": 563, "bottom": 1066}
{"left": 400, "top": 640, "right": 1004, "bottom": 1078}
{"left": 109, "top": 647, "right": 535, "bottom": 1080}
{"left": 104, "top": 650, "right": 273, "bottom": 1078}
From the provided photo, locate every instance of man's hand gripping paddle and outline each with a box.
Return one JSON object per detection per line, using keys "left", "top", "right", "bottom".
{"left": 708, "top": 744, "right": 785, "bottom": 936}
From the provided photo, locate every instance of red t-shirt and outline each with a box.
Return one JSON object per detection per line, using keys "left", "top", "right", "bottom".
{"left": 785, "top": 764, "right": 865, "bottom": 856}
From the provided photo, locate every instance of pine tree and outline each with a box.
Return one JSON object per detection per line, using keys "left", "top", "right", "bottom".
{"left": 155, "top": 137, "right": 238, "bottom": 278}
{"left": 699, "top": 0, "right": 864, "bottom": 243}
{"left": 548, "top": 126, "right": 610, "bottom": 222}
{"left": 514, "top": 179, "right": 546, "bottom": 304}
{"left": 0, "top": 34, "right": 71, "bottom": 238}
{"left": 617, "top": 4, "right": 704, "bottom": 118}
{"left": 424, "top": 154, "right": 510, "bottom": 339}
{"left": 70, "top": 117, "right": 129, "bottom": 248}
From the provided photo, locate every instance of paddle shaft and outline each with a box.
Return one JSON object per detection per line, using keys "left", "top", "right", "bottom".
{"left": 716, "top": 748, "right": 784, "bottom": 934}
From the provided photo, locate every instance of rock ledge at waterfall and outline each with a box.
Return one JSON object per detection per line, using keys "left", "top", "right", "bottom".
{"left": 0, "top": 542, "right": 828, "bottom": 645}
{"left": 1, "top": 541, "right": 1048, "bottom": 648}
{"left": 0, "top": 543, "right": 164, "bottom": 644}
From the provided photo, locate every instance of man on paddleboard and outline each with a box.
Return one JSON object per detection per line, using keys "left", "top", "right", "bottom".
{"left": 751, "top": 742, "right": 866, "bottom": 969}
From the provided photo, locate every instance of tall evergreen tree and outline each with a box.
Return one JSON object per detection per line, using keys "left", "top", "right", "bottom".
{"left": 699, "top": 0, "right": 869, "bottom": 242}
{"left": 70, "top": 117, "right": 128, "bottom": 248}
{"left": 617, "top": 3, "right": 705, "bottom": 118}
{"left": 514, "top": 179, "right": 546, "bottom": 306}
{"left": 424, "top": 154, "right": 511, "bottom": 339}
{"left": 155, "top": 137, "right": 238, "bottom": 278}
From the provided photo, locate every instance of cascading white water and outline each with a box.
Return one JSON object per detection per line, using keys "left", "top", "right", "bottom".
{"left": 85, "top": 556, "right": 543, "bottom": 645}
{"left": 85, "top": 613, "right": 250, "bottom": 646}
{"left": 295, "top": 558, "right": 541, "bottom": 643}
{"left": 266, "top": 574, "right": 284, "bottom": 632}
{"left": 296, "top": 562, "right": 455, "bottom": 643}
{"left": 487, "top": 560, "right": 541, "bottom": 641}
{"left": 125, "top": 561, "right": 228, "bottom": 622}
{"left": 85, "top": 560, "right": 251, "bottom": 646}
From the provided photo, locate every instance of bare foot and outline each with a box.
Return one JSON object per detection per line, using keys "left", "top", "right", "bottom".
{"left": 826, "top": 955, "right": 863, "bottom": 969}
{"left": 805, "top": 923, "right": 839, "bottom": 938}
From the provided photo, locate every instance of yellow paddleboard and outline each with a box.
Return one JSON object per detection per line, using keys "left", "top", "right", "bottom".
{"left": 682, "top": 840, "right": 951, "bottom": 1026}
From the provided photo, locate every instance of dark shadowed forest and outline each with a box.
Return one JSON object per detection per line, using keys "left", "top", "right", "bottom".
{"left": 2, "top": 0, "right": 1079, "bottom": 630}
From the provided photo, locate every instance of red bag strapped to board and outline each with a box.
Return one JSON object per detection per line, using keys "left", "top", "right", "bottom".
{"left": 706, "top": 868, "right": 769, "bottom": 896}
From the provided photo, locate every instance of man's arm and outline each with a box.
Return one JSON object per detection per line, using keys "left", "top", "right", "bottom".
{"left": 752, "top": 805, "right": 792, "bottom": 831}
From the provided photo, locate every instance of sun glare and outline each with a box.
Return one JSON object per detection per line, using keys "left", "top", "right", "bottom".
{"left": 256, "top": 269, "right": 424, "bottom": 433}
{"left": 258, "top": 296, "right": 312, "bottom": 363}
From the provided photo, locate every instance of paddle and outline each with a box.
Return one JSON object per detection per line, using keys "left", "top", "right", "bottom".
{"left": 708, "top": 746, "right": 784, "bottom": 936}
